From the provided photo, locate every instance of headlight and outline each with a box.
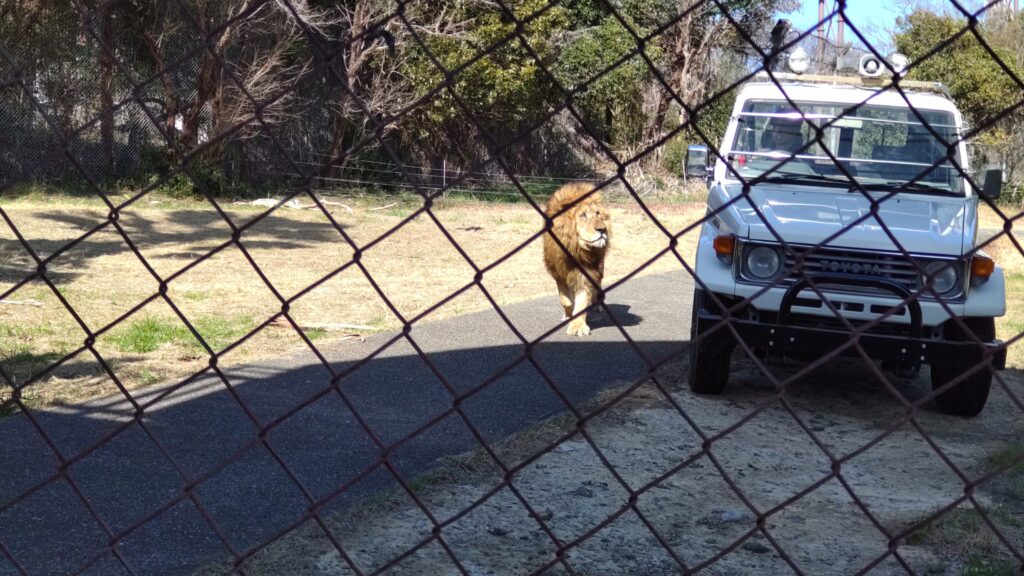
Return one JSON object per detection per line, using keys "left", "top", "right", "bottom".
{"left": 922, "top": 260, "right": 958, "bottom": 294}
{"left": 745, "top": 246, "right": 782, "bottom": 280}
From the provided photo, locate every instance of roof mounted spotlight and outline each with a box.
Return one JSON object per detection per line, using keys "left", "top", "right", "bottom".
{"left": 888, "top": 52, "right": 910, "bottom": 77}
{"left": 788, "top": 46, "right": 810, "bottom": 74}
{"left": 858, "top": 53, "right": 884, "bottom": 78}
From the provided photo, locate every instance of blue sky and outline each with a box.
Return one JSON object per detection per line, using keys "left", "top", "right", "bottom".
{"left": 783, "top": 0, "right": 900, "bottom": 48}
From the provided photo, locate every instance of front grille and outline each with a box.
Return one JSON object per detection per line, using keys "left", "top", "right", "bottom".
{"left": 738, "top": 244, "right": 965, "bottom": 300}
{"left": 784, "top": 247, "right": 919, "bottom": 291}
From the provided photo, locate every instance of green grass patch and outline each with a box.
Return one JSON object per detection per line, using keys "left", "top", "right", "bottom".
{"left": 303, "top": 328, "right": 328, "bottom": 341}
{"left": 110, "top": 317, "right": 190, "bottom": 353}
{"left": 194, "top": 316, "right": 257, "bottom": 350}
{"left": 985, "top": 442, "right": 1024, "bottom": 502}
{"left": 137, "top": 369, "right": 163, "bottom": 387}
{"left": 996, "top": 273, "right": 1024, "bottom": 369}
{"left": 906, "top": 508, "right": 1021, "bottom": 574}
{"left": 987, "top": 444, "right": 1024, "bottom": 477}
{"left": 4, "top": 182, "right": 102, "bottom": 203}
{"left": 438, "top": 185, "right": 552, "bottom": 204}
{"left": 367, "top": 309, "right": 393, "bottom": 329}
{"left": 1005, "top": 321, "right": 1024, "bottom": 337}
{"left": 963, "top": 555, "right": 1020, "bottom": 576}
{"left": 110, "top": 315, "right": 257, "bottom": 353}
{"left": 906, "top": 508, "right": 986, "bottom": 547}
{"left": 180, "top": 291, "right": 209, "bottom": 302}
{"left": 0, "top": 323, "right": 55, "bottom": 339}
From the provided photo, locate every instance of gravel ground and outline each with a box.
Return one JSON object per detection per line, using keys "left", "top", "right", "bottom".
{"left": 236, "top": 354, "right": 1024, "bottom": 576}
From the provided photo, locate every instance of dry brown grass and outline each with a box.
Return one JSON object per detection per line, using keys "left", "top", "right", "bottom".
{"left": 2, "top": 193, "right": 1021, "bottom": 412}
{"left": 979, "top": 206, "right": 1024, "bottom": 368}
{"left": 0, "top": 193, "right": 706, "bottom": 410}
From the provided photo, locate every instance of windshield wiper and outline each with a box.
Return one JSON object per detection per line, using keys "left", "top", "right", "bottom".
{"left": 857, "top": 181, "right": 959, "bottom": 195}
{"left": 759, "top": 173, "right": 853, "bottom": 186}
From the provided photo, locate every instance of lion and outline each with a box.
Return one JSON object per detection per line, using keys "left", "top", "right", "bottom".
{"left": 542, "top": 182, "right": 611, "bottom": 337}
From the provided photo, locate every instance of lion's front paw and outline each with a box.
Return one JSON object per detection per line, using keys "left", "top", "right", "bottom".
{"left": 566, "top": 320, "right": 591, "bottom": 337}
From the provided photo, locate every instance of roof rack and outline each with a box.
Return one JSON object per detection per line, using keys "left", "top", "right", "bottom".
{"left": 751, "top": 71, "right": 952, "bottom": 99}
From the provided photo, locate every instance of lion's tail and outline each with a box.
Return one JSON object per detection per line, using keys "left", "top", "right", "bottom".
{"left": 545, "top": 182, "right": 601, "bottom": 216}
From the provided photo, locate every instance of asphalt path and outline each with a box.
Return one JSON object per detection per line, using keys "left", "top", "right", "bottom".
{"left": 0, "top": 271, "right": 694, "bottom": 576}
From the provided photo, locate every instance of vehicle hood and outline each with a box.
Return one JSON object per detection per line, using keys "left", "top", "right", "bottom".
{"left": 725, "top": 185, "right": 968, "bottom": 256}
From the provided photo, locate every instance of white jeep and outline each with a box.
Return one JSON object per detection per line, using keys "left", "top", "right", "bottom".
{"left": 686, "top": 69, "right": 1007, "bottom": 416}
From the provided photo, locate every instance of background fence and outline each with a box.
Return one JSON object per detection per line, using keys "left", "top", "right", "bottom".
{"left": 1, "top": 0, "right": 1023, "bottom": 574}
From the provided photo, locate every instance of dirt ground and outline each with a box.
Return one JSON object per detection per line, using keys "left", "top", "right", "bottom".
{"left": 0, "top": 192, "right": 706, "bottom": 410}
{"left": 233, "top": 356, "right": 1024, "bottom": 576}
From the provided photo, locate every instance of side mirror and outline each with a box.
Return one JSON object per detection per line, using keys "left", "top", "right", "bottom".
{"left": 685, "top": 145, "right": 709, "bottom": 179}
{"left": 981, "top": 168, "right": 1002, "bottom": 201}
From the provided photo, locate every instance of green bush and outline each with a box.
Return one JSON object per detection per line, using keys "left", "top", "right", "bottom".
{"left": 662, "top": 135, "right": 688, "bottom": 177}
{"left": 1000, "top": 183, "right": 1024, "bottom": 207}
{"left": 150, "top": 160, "right": 245, "bottom": 199}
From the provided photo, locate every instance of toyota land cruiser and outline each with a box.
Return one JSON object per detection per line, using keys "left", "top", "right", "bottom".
{"left": 685, "top": 66, "right": 1007, "bottom": 417}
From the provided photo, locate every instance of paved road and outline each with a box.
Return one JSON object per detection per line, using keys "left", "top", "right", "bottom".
{"left": 0, "top": 271, "right": 694, "bottom": 576}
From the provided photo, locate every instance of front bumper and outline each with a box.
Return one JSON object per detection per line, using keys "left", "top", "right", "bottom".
{"left": 695, "top": 274, "right": 1007, "bottom": 370}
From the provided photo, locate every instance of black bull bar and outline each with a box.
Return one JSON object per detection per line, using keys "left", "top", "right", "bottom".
{"left": 694, "top": 274, "right": 1007, "bottom": 370}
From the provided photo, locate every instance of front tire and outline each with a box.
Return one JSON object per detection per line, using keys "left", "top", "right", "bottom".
{"left": 689, "top": 290, "right": 734, "bottom": 394}
{"left": 929, "top": 317, "right": 995, "bottom": 417}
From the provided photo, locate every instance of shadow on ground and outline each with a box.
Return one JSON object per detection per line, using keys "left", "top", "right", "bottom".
{"left": 0, "top": 273, "right": 1019, "bottom": 576}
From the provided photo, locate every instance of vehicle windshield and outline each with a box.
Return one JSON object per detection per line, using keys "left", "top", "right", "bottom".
{"left": 727, "top": 101, "right": 963, "bottom": 195}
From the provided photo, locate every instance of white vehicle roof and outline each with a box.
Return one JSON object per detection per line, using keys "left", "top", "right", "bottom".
{"left": 714, "top": 74, "right": 973, "bottom": 186}
{"left": 735, "top": 78, "right": 961, "bottom": 117}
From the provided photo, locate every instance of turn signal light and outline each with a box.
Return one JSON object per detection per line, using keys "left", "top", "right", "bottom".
{"left": 714, "top": 235, "right": 736, "bottom": 263}
{"left": 971, "top": 255, "right": 995, "bottom": 285}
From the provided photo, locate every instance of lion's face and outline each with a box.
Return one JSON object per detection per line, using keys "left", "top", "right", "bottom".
{"left": 573, "top": 203, "right": 610, "bottom": 250}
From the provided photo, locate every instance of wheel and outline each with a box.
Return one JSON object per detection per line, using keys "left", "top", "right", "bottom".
{"left": 929, "top": 317, "right": 995, "bottom": 417}
{"left": 689, "top": 290, "right": 734, "bottom": 394}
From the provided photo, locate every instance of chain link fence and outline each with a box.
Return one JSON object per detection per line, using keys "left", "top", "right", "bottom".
{"left": 1, "top": 0, "right": 1023, "bottom": 574}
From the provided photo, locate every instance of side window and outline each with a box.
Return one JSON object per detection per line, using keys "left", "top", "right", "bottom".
{"left": 736, "top": 116, "right": 757, "bottom": 152}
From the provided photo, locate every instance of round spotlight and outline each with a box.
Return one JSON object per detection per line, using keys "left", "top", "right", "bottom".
{"left": 788, "top": 46, "right": 810, "bottom": 74}
{"left": 888, "top": 52, "right": 910, "bottom": 77}
{"left": 859, "top": 54, "right": 884, "bottom": 78}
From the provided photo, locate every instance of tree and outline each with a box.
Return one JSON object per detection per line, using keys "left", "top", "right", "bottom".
{"left": 894, "top": 9, "right": 1020, "bottom": 125}
{"left": 396, "top": 0, "right": 570, "bottom": 172}
{"left": 119, "top": 0, "right": 338, "bottom": 160}
{"left": 641, "top": 0, "right": 798, "bottom": 147}
{"left": 894, "top": 7, "right": 1024, "bottom": 185}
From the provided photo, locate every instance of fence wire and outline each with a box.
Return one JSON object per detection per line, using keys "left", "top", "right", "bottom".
{"left": 1, "top": 0, "right": 1023, "bottom": 575}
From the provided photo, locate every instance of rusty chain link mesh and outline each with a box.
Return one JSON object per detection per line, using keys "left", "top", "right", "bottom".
{"left": 1, "top": 0, "right": 1023, "bottom": 574}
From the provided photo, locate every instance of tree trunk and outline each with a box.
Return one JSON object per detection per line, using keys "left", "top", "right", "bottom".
{"left": 644, "top": 17, "right": 691, "bottom": 144}
{"left": 141, "top": 11, "right": 180, "bottom": 155}
{"left": 99, "top": 2, "right": 115, "bottom": 177}
{"left": 183, "top": 0, "right": 250, "bottom": 158}
{"left": 181, "top": 51, "right": 216, "bottom": 150}
{"left": 323, "top": 93, "right": 353, "bottom": 178}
